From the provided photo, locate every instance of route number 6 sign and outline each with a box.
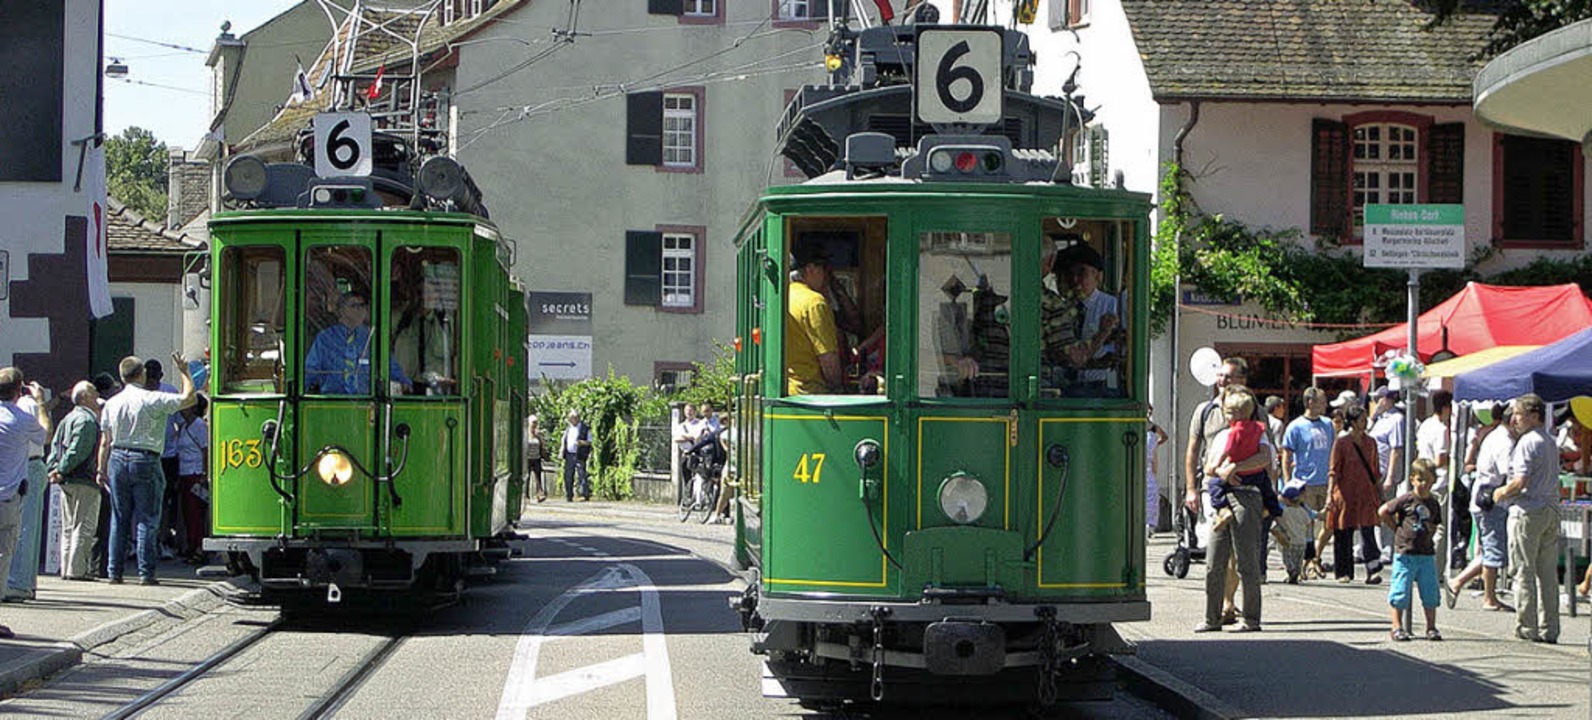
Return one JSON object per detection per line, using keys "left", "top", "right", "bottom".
{"left": 914, "top": 28, "right": 1004, "bottom": 127}
{"left": 313, "top": 112, "right": 373, "bottom": 178}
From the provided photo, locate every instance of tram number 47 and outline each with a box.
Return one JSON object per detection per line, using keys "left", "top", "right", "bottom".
{"left": 792, "top": 453, "right": 826, "bottom": 484}
{"left": 220, "top": 439, "right": 265, "bottom": 471}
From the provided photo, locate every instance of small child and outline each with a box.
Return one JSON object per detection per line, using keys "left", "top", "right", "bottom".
{"left": 1208, "top": 390, "right": 1283, "bottom": 532}
{"left": 1271, "top": 481, "right": 1315, "bottom": 583}
{"left": 1380, "top": 458, "right": 1445, "bottom": 642}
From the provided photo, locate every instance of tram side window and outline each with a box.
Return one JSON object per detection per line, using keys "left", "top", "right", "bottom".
{"left": 783, "top": 218, "right": 887, "bottom": 397}
{"left": 218, "top": 247, "right": 286, "bottom": 394}
{"left": 917, "top": 231, "right": 1013, "bottom": 398}
{"left": 303, "top": 246, "right": 401, "bottom": 396}
{"left": 1037, "top": 219, "right": 1132, "bottom": 398}
{"left": 390, "top": 247, "right": 462, "bottom": 396}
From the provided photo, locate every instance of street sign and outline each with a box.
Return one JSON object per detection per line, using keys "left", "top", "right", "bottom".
{"left": 313, "top": 112, "right": 373, "bottom": 178}
{"left": 914, "top": 27, "right": 1004, "bottom": 126}
{"left": 528, "top": 291, "right": 593, "bottom": 382}
{"left": 1362, "top": 204, "right": 1465, "bottom": 269}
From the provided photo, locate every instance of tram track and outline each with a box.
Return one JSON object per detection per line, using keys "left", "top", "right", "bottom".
{"left": 100, "top": 617, "right": 408, "bottom": 720}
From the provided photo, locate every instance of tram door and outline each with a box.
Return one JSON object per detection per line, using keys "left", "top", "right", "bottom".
{"left": 297, "top": 236, "right": 382, "bottom": 533}
{"left": 384, "top": 242, "right": 468, "bottom": 537}
{"left": 211, "top": 241, "right": 296, "bottom": 538}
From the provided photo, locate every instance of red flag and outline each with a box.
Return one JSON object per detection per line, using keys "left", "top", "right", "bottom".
{"left": 366, "top": 65, "right": 385, "bottom": 100}
{"left": 873, "top": 0, "right": 894, "bottom": 23}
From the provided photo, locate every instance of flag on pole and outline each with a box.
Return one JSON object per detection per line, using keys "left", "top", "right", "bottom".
{"left": 289, "top": 60, "right": 314, "bottom": 104}
{"left": 83, "top": 140, "right": 113, "bottom": 319}
{"left": 366, "top": 65, "right": 385, "bottom": 100}
{"left": 872, "top": 0, "right": 895, "bottom": 23}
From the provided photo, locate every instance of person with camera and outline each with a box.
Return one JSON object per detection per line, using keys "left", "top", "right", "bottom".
{"left": 0, "top": 368, "right": 53, "bottom": 626}
{"left": 1446, "top": 401, "right": 1516, "bottom": 612}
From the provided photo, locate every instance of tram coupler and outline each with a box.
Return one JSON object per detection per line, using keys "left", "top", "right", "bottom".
{"left": 923, "top": 620, "right": 1005, "bottom": 675}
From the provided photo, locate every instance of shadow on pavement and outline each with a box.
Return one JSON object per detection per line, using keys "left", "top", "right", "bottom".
{"left": 1138, "top": 639, "right": 1554, "bottom": 717}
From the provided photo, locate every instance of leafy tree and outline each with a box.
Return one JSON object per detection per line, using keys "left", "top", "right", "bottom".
{"left": 1428, "top": 0, "right": 1592, "bottom": 58}
{"left": 529, "top": 368, "right": 658, "bottom": 500}
{"left": 105, "top": 127, "right": 168, "bottom": 222}
{"left": 672, "top": 341, "right": 736, "bottom": 413}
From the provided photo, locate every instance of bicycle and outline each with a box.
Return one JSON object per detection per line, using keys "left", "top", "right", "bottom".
{"left": 678, "top": 451, "right": 722, "bottom": 524}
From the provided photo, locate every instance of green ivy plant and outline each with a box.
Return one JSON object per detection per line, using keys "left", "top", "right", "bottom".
{"left": 1149, "top": 162, "right": 1592, "bottom": 340}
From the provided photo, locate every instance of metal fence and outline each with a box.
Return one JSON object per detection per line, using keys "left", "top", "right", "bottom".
{"left": 634, "top": 421, "right": 672, "bottom": 475}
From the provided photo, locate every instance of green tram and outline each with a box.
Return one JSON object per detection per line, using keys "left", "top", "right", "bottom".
{"left": 729, "top": 22, "right": 1152, "bottom": 706}
{"left": 204, "top": 124, "right": 525, "bottom": 606}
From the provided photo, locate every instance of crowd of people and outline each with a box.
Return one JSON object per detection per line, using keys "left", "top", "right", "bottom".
{"left": 1172, "top": 356, "right": 1590, "bottom": 643}
{"left": 0, "top": 355, "right": 211, "bottom": 639}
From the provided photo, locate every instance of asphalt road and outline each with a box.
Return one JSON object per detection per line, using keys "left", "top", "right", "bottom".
{"left": 0, "top": 509, "right": 1171, "bottom": 719}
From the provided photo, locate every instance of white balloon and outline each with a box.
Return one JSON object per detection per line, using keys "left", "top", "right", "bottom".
{"left": 1190, "top": 347, "right": 1223, "bottom": 387}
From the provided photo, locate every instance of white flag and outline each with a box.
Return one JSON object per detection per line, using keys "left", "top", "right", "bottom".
{"left": 290, "top": 62, "right": 314, "bottom": 104}
{"left": 84, "top": 141, "right": 113, "bottom": 319}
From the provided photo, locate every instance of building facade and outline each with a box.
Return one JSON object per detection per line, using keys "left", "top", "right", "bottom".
{"left": 0, "top": 0, "right": 106, "bottom": 394}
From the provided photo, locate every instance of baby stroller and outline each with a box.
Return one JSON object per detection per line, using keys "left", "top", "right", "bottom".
{"left": 1162, "top": 502, "right": 1207, "bottom": 579}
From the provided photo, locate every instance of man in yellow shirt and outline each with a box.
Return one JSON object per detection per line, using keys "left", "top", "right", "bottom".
{"left": 786, "top": 240, "right": 842, "bottom": 395}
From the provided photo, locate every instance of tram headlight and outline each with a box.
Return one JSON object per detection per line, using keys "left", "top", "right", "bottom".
{"left": 317, "top": 451, "right": 354, "bottom": 487}
{"left": 937, "top": 472, "right": 987, "bottom": 525}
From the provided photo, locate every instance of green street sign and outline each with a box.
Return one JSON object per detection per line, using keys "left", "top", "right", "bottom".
{"left": 1363, "top": 203, "right": 1465, "bottom": 269}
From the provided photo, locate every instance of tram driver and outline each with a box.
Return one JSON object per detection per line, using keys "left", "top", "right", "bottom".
{"left": 1057, "top": 243, "right": 1122, "bottom": 397}
{"left": 785, "top": 239, "right": 843, "bottom": 395}
{"left": 304, "top": 291, "right": 412, "bottom": 395}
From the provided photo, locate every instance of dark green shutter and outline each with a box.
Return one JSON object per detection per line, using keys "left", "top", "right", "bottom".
{"left": 810, "top": 0, "right": 832, "bottom": 19}
{"left": 625, "top": 231, "right": 663, "bottom": 306}
{"left": 0, "top": 0, "right": 64, "bottom": 181}
{"left": 1310, "top": 118, "right": 1349, "bottom": 239}
{"left": 1426, "top": 123, "right": 1464, "bottom": 205}
{"left": 648, "top": 0, "right": 682, "bottom": 14}
{"left": 1501, "top": 135, "right": 1576, "bottom": 242}
{"left": 625, "top": 91, "right": 664, "bottom": 166}
{"left": 90, "top": 298, "right": 136, "bottom": 376}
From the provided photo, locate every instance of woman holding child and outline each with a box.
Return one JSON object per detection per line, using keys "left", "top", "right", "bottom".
{"left": 1325, "top": 405, "right": 1385, "bottom": 584}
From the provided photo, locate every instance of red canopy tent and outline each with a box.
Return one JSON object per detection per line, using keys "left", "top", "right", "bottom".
{"left": 1311, "top": 282, "right": 1592, "bottom": 379}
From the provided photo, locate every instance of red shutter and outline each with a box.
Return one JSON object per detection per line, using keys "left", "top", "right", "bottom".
{"left": 1310, "top": 118, "right": 1350, "bottom": 240}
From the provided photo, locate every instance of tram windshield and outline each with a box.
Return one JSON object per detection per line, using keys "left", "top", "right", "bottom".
{"left": 390, "top": 247, "right": 462, "bottom": 396}
{"left": 917, "top": 231, "right": 1014, "bottom": 398}
{"left": 302, "top": 246, "right": 389, "bottom": 396}
{"left": 217, "top": 246, "right": 286, "bottom": 394}
{"left": 1036, "top": 218, "right": 1134, "bottom": 399}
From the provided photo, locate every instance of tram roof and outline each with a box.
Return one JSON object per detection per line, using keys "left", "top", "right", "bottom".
{"left": 210, "top": 208, "right": 491, "bottom": 228}
{"left": 759, "top": 172, "right": 1153, "bottom": 201}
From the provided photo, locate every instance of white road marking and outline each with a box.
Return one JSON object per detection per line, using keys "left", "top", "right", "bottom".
{"left": 495, "top": 563, "right": 676, "bottom": 720}
{"left": 547, "top": 606, "right": 641, "bottom": 636}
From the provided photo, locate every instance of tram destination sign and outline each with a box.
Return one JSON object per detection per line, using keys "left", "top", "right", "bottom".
{"left": 1362, "top": 204, "right": 1465, "bottom": 269}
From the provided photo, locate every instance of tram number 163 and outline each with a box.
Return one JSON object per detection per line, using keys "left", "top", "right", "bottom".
{"left": 219, "top": 438, "right": 265, "bottom": 471}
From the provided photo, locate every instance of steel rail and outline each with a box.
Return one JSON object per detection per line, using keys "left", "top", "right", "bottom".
{"left": 102, "top": 618, "right": 283, "bottom": 720}
{"left": 295, "top": 634, "right": 407, "bottom": 720}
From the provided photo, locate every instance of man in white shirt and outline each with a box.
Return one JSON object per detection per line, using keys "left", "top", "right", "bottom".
{"left": 1368, "top": 386, "right": 1406, "bottom": 558}
{"left": 1494, "top": 393, "right": 1562, "bottom": 644}
{"left": 96, "top": 355, "right": 195, "bottom": 585}
{"left": 561, "top": 410, "right": 591, "bottom": 502}
{"left": 1416, "top": 389, "right": 1453, "bottom": 486}
{"left": 0, "top": 369, "right": 51, "bottom": 622}
{"left": 5, "top": 372, "right": 54, "bottom": 603}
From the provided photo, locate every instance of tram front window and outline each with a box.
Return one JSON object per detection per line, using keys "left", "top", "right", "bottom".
{"left": 917, "top": 231, "right": 1012, "bottom": 398}
{"left": 218, "top": 246, "right": 286, "bottom": 394}
{"left": 303, "top": 246, "right": 409, "bottom": 395}
{"left": 1037, "top": 219, "right": 1133, "bottom": 398}
{"left": 390, "top": 247, "right": 461, "bottom": 396}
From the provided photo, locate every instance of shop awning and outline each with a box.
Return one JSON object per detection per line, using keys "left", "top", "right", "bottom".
{"left": 1423, "top": 345, "right": 1541, "bottom": 379}
{"left": 1454, "top": 326, "right": 1592, "bottom": 403}
{"left": 1312, "top": 282, "right": 1592, "bottom": 378}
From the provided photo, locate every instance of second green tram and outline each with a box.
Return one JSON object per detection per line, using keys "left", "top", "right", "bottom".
{"left": 729, "top": 22, "right": 1154, "bottom": 707}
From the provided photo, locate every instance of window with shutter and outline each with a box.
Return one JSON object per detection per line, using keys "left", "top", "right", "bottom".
{"left": 1496, "top": 134, "right": 1584, "bottom": 248}
{"left": 625, "top": 91, "right": 664, "bottom": 166}
{"left": 1426, "top": 123, "right": 1464, "bottom": 205}
{"left": 625, "top": 231, "right": 664, "bottom": 306}
{"left": 1310, "top": 118, "right": 1349, "bottom": 240}
{"left": 658, "top": 224, "right": 706, "bottom": 313}
{"left": 0, "top": 0, "right": 64, "bottom": 182}
{"left": 648, "top": 0, "right": 684, "bottom": 15}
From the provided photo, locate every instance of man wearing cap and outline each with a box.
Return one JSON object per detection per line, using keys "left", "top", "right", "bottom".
{"left": 1494, "top": 393, "right": 1561, "bottom": 643}
{"left": 46, "top": 381, "right": 103, "bottom": 581}
{"left": 785, "top": 239, "right": 842, "bottom": 395}
{"left": 1057, "top": 243, "right": 1120, "bottom": 397}
{"left": 96, "top": 354, "right": 195, "bottom": 585}
{"left": 1368, "top": 386, "right": 1407, "bottom": 559}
